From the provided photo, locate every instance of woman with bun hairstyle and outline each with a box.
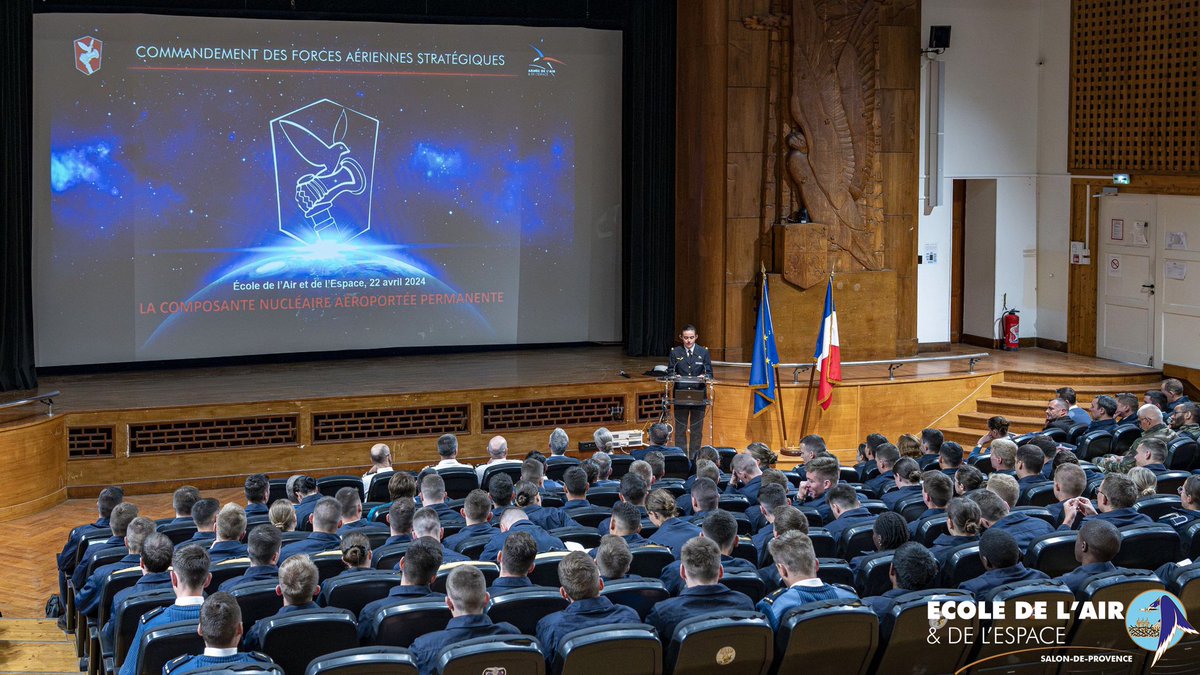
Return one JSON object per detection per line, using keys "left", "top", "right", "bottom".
{"left": 645, "top": 488, "right": 701, "bottom": 558}
{"left": 928, "top": 497, "right": 983, "bottom": 566}
{"left": 882, "top": 457, "right": 925, "bottom": 510}
{"left": 318, "top": 532, "right": 373, "bottom": 605}
{"left": 269, "top": 499, "right": 296, "bottom": 532}
{"left": 746, "top": 442, "right": 779, "bottom": 470}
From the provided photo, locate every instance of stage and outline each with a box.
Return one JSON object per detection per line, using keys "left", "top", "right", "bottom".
{"left": 0, "top": 344, "right": 1162, "bottom": 521}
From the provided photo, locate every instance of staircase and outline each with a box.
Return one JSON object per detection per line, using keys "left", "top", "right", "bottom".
{"left": 941, "top": 370, "right": 1164, "bottom": 446}
{"left": 0, "top": 619, "right": 78, "bottom": 675}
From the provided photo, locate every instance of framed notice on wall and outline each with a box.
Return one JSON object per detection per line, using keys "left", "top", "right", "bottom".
{"left": 1111, "top": 219, "right": 1124, "bottom": 241}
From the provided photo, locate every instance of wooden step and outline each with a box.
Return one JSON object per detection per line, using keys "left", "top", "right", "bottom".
{"left": 0, "top": 619, "right": 77, "bottom": 674}
{"left": 975, "top": 397, "right": 1048, "bottom": 417}
{"left": 943, "top": 427, "right": 986, "bottom": 447}
{"left": 1002, "top": 370, "right": 1162, "bottom": 386}
{"left": 990, "top": 382, "right": 1157, "bottom": 402}
{"left": 957, "top": 411, "right": 1045, "bottom": 434}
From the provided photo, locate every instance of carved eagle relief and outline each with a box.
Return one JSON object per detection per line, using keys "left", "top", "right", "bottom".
{"left": 787, "top": 0, "right": 885, "bottom": 287}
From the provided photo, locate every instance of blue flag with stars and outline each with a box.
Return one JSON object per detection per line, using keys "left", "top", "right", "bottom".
{"left": 749, "top": 268, "right": 780, "bottom": 416}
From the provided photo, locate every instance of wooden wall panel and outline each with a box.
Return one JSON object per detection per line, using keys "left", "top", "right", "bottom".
{"left": 0, "top": 416, "right": 67, "bottom": 521}
{"left": 767, "top": 271, "right": 897, "bottom": 361}
{"left": 1070, "top": 0, "right": 1200, "bottom": 175}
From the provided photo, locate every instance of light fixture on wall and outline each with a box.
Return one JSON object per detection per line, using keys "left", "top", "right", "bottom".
{"left": 922, "top": 26, "right": 951, "bottom": 56}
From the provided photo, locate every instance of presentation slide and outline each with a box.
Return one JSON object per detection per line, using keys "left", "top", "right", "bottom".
{"left": 32, "top": 13, "right": 622, "bottom": 366}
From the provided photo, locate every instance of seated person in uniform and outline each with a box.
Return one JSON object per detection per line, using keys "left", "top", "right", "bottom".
{"left": 366, "top": 471, "right": 417, "bottom": 523}
{"left": 559, "top": 466, "right": 592, "bottom": 510}
{"left": 646, "top": 537, "right": 755, "bottom": 640}
{"left": 988, "top": 439, "right": 1018, "bottom": 477}
{"left": 269, "top": 499, "right": 296, "bottom": 533}
{"left": 594, "top": 535, "right": 637, "bottom": 582}
{"left": 58, "top": 486, "right": 124, "bottom": 602}
{"left": 444, "top": 490, "right": 495, "bottom": 552}
{"left": 851, "top": 512, "right": 909, "bottom": 576}
{"left": 513, "top": 480, "right": 578, "bottom": 531}
{"left": 908, "top": 471, "right": 952, "bottom": 537}
{"left": 1160, "top": 475, "right": 1200, "bottom": 532}
{"left": 163, "top": 592, "right": 274, "bottom": 674}
{"left": 643, "top": 451, "right": 668, "bottom": 487}
{"left": 756, "top": 506, "right": 809, "bottom": 591}
{"left": 958, "top": 529, "right": 1049, "bottom": 600}
{"left": 244, "top": 474, "right": 270, "bottom": 517}
{"left": 334, "top": 487, "right": 370, "bottom": 534}
{"left": 488, "top": 473, "right": 516, "bottom": 521}
{"left": 824, "top": 484, "right": 877, "bottom": 544}
{"left": 383, "top": 501, "right": 416, "bottom": 548}
{"left": 633, "top": 423, "right": 685, "bottom": 460}
{"left": 219, "top": 525, "right": 281, "bottom": 592}
{"left": 796, "top": 456, "right": 840, "bottom": 523}
{"left": 591, "top": 451, "right": 620, "bottom": 488}
{"left": 938, "top": 442, "right": 966, "bottom": 477}
{"left": 318, "top": 532, "right": 373, "bottom": 603}
{"left": 241, "top": 555, "right": 321, "bottom": 651}
{"left": 208, "top": 504, "right": 248, "bottom": 564}
{"left": 479, "top": 508, "right": 566, "bottom": 562}
{"left": 177, "top": 498, "right": 219, "bottom": 549}
{"left": 1015, "top": 445, "right": 1051, "bottom": 492}
{"left": 476, "top": 435, "right": 522, "bottom": 482}
{"left": 102, "top": 532, "right": 175, "bottom": 646}
{"left": 748, "top": 484, "right": 788, "bottom": 545}
{"left": 856, "top": 434, "right": 887, "bottom": 482}
{"left": 863, "top": 542, "right": 940, "bottom": 641}
{"left": 409, "top": 507, "right": 468, "bottom": 565}
{"left": 1058, "top": 473, "right": 1153, "bottom": 530}
{"left": 522, "top": 456, "right": 563, "bottom": 493}
{"left": 865, "top": 444, "right": 900, "bottom": 496}
{"left": 929, "top": 498, "right": 983, "bottom": 567}
{"left": 545, "top": 427, "right": 576, "bottom": 466}
{"left": 1134, "top": 438, "right": 1171, "bottom": 477}
{"left": 410, "top": 566, "right": 521, "bottom": 675}
{"left": 882, "top": 458, "right": 924, "bottom": 510}
{"left": 646, "top": 489, "right": 701, "bottom": 558}
{"left": 918, "top": 429, "right": 945, "bottom": 470}
{"left": 278, "top": 497, "right": 342, "bottom": 564}
{"left": 955, "top": 465, "right": 984, "bottom": 496}
{"left": 985, "top": 473, "right": 1020, "bottom": 509}
{"left": 724, "top": 453, "right": 764, "bottom": 504}
{"left": 489, "top": 531, "right": 540, "bottom": 596}
{"left": 71, "top": 501, "right": 138, "bottom": 592}
{"left": 119, "top": 545, "right": 211, "bottom": 675}
{"left": 1055, "top": 520, "right": 1123, "bottom": 598}
{"left": 596, "top": 474, "right": 650, "bottom": 539}
{"left": 660, "top": 510, "right": 756, "bottom": 596}
{"left": 756, "top": 531, "right": 858, "bottom": 630}
{"left": 1047, "top": 463, "right": 1087, "bottom": 526}
{"left": 75, "top": 516, "right": 158, "bottom": 620}
{"left": 362, "top": 443, "right": 393, "bottom": 493}
{"left": 357, "top": 538, "right": 444, "bottom": 643}
{"left": 536, "top": 551, "right": 639, "bottom": 671}
{"left": 968, "top": 489, "right": 1052, "bottom": 552}
{"left": 288, "top": 476, "right": 322, "bottom": 529}
{"left": 167, "top": 486, "right": 201, "bottom": 526}
{"left": 419, "top": 474, "right": 464, "bottom": 525}
{"left": 604, "top": 502, "right": 649, "bottom": 549}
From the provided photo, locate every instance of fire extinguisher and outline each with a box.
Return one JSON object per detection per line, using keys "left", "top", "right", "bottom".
{"left": 1001, "top": 309, "right": 1020, "bottom": 351}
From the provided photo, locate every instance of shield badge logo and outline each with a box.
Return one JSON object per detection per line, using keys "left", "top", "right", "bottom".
{"left": 74, "top": 36, "right": 103, "bottom": 76}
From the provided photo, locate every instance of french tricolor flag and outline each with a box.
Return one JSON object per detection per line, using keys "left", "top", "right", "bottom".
{"left": 814, "top": 279, "right": 841, "bottom": 410}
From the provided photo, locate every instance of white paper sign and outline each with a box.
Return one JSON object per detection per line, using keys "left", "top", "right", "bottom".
{"left": 1131, "top": 221, "right": 1149, "bottom": 246}
{"left": 1111, "top": 219, "right": 1124, "bottom": 241}
{"left": 1166, "top": 261, "right": 1188, "bottom": 281}
{"left": 1108, "top": 256, "right": 1122, "bottom": 276}
{"left": 1167, "top": 231, "right": 1188, "bottom": 250}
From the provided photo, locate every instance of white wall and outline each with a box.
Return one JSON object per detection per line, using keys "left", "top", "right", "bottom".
{"left": 917, "top": 0, "right": 1071, "bottom": 344}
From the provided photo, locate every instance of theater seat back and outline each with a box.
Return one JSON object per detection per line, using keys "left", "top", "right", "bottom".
{"left": 666, "top": 610, "right": 772, "bottom": 675}
{"left": 436, "top": 635, "right": 545, "bottom": 675}
{"left": 557, "top": 623, "right": 662, "bottom": 675}
{"left": 872, "top": 590, "right": 975, "bottom": 675}
{"left": 303, "top": 646, "right": 418, "bottom": 675}
{"left": 776, "top": 600, "right": 877, "bottom": 675}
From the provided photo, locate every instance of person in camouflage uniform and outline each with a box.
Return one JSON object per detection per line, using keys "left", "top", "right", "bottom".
{"left": 1097, "top": 404, "right": 1177, "bottom": 473}
{"left": 1170, "top": 402, "right": 1200, "bottom": 440}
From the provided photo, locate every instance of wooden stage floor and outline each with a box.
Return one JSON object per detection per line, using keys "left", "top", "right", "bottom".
{"left": 5, "top": 344, "right": 1154, "bottom": 418}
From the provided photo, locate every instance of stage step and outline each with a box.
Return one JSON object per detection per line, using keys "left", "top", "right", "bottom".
{"left": 943, "top": 427, "right": 986, "bottom": 447}
{"left": 975, "top": 397, "right": 1052, "bottom": 418}
{"left": 991, "top": 381, "right": 1158, "bottom": 402}
{"left": 957, "top": 411, "right": 1046, "bottom": 434}
{"left": 1001, "top": 370, "right": 1162, "bottom": 386}
{"left": 0, "top": 619, "right": 77, "bottom": 674}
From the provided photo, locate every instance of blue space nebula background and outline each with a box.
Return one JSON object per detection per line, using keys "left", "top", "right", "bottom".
{"left": 34, "top": 14, "right": 620, "bottom": 364}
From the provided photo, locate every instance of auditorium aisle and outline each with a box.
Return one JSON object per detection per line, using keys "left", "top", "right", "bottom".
{"left": 0, "top": 620, "right": 76, "bottom": 674}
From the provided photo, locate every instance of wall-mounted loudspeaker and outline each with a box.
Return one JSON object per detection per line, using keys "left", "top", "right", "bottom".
{"left": 928, "top": 26, "right": 952, "bottom": 51}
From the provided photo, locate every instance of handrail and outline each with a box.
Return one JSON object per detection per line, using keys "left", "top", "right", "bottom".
{"left": 0, "top": 390, "right": 60, "bottom": 416}
{"left": 711, "top": 353, "right": 989, "bottom": 383}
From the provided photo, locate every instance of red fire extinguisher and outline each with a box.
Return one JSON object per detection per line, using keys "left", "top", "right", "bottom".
{"left": 1001, "top": 309, "right": 1020, "bottom": 351}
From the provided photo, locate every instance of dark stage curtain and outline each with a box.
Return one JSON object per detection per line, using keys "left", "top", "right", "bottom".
{"left": 621, "top": 0, "right": 675, "bottom": 357}
{"left": 0, "top": 2, "right": 37, "bottom": 392}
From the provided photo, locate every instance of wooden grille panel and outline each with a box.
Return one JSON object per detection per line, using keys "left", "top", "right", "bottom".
{"left": 637, "top": 392, "right": 665, "bottom": 422}
{"left": 68, "top": 426, "right": 114, "bottom": 459}
{"left": 482, "top": 395, "right": 624, "bottom": 432}
{"left": 128, "top": 416, "right": 297, "bottom": 455}
{"left": 312, "top": 404, "right": 470, "bottom": 444}
{"left": 1071, "top": 0, "right": 1200, "bottom": 174}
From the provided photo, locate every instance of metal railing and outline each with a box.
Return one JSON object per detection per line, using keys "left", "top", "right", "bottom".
{"left": 0, "top": 390, "right": 60, "bottom": 416}
{"left": 712, "top": 353, "right": 989, "bottom": 382}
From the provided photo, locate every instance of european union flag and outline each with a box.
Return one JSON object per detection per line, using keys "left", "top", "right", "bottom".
{"left": 750, "top": 268, "right": 780, "bottom": 416}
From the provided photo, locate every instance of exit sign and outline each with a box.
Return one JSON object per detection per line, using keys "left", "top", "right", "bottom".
{"left": 1113, "top": 173, "right": 1131, "bottom": 185}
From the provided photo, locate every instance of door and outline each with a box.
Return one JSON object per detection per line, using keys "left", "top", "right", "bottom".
{"left": 1097, "top": 195, "right": 1157, "bottom": 365}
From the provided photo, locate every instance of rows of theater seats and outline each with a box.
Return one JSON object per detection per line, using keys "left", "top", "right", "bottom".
{"left": 61, "top": 446, "right": 1200, "bottom": 675}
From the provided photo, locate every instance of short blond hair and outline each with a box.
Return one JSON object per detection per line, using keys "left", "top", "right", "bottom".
{"left": 986, "top": 473, "right": 1019, "bottom": 508}
{"left": 278, "top": 555, "right": 318, "bottom": 605}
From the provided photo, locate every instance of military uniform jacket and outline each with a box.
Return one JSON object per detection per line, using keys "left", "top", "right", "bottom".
{"left": 119, "top": 601, "right": 203, "bottom": 675}
{"left": 411, "top": 615, "right": 520, "bottom": 675}
{"left": 164, "top": 651, "right": 275, "bottom": 674}
{"left": 668, "top": 345, "right": 713, "bottom": 379}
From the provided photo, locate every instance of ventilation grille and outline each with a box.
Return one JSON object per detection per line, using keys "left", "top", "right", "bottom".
{"left": 482, "top": 396, "right": 625, "bottom": 432}
{"left": 128, "top": 416, "right": 297, "bottom": 455}
{"left": 68, "top": 426, "right": 115, "bottom": 459}
{"left": 312, "top": 404, "right": 471, "bottom": 444}
{"left": 1071, "top": 0, "right": 1200, "bottom": 173}
{"left": 637, "top": 392, "right": 664, "bottom": 422}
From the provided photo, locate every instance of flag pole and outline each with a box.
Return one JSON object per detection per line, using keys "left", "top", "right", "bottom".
{"left": 800, "top": 272, "right": 835, "bottom": 439}
{"left": 774, "top": 364, "right": 789, "bottom": 446}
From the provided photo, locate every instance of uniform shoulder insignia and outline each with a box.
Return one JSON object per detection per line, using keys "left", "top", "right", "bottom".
{"left": 162, "top": 654, "right": 193, "bottom": 674}
{"left": 139, "top": 606, "right": 168, "bottom": 624}
{"left": 247, "top": 651, "right": 276, "bottom": 664}
{"left": 762, "top": 587, "right": 788, "bottom": 605}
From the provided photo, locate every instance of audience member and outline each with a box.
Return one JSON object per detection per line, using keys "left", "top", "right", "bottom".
{"left": 490, "top": 531, "right": 540, "bottom": 596}
{"left": 288, "top": 476, "right": 321, "bottom": 527}
{"left": 1114, "top": 392, "right": 1139, "bottom": 425}
{"left": 824, "top": 484, "right": 876, "bottom": 543}
{"left": 244, "top": 474, "right": 270, "bottom": 516}
{"left": 883, "top": 457, "right": 924, "bottom": 510}
{"left": 357, "top": 538, "right": 444, "bottom": 643}
{"left": 595, "top": 473, "right": 649, "bottom": 534}
{"left": 725, "top": 453, "right": 764, "bottom": 504}
{"left": 208, "top": 504, "right": 248, "bottom": 563}
{"left": 1044, "top": 398, "right": 1075, "bottom": 434}
{"left": 514, "top": 479, "right": 577, "bottom": 530}
{"left": 797, "top": 456, "right": 840, "bottom": 522}
{"left": 362, "top": 443, "right": 393, "bottom": 492}
{"left": 646, "top": 538, "right": 754, "bottom": 639}
{"left": 660, "top": 510, "right": 755, "bottom": 595}
{"left": 219, "top": 525, "right": 281, "bottom": 592}
{"left": 645, "top": 488, "right": 701, "bottom": 557}
{"left": 1171, "top": 402, "right": 1200, "bottom": 439}
{"left": 1087, "top": 395, "right": 1118, "bottom": 433}
{"left": 163, "top": 592, "right": 274, "bottom": 674}
{"left": 606, "top": 501, "right": 648, "bottom": 548}
{"left": 971, "top": 417, "right": 1013, "bottom": 458}
{"left": 445, "top": 490, "right": 495, "bottom": 551}
{"left": 746, "top": 442, "right": 779, "bottom": 471}
{"left": 1015, "top": 445, "right": 1050, "bottom": 493}
{"left": 635, "top": 423, "right": 685, "bottom": 460}
{"left": 968, "top": 490, "right": 1052, "bottom": 551}
{"left": 71, "top": 501, "right": 138, "bottom": 591}
{"left": 959, "top": 529, "right": 1049, "bottom": 600}
{"left": 241, "top": 555, "right": 320, "bottom": 652}
{"left": 536, "top": 551, "right": 639, "bottom": 671}
{"left": 1057, "top": 387, "right": 1092, "bottom": 426}
{"left": 410, "top": 566, "right": 520, "bottom": 675}
{"left": 1162, "top": 378, "right": 1192, "bottom": 413}
{"left": 863, "top": 542, "right": 939, "bottom": 641}
{"left": 897, "top": 433, "right": 923, "bottom": 460}
{"left": 318, "top": 532, "right": 373, "bottom": 603}
{"left": 546, "top": 428, "right": 574, "bottom": 465}
{"left": 1134, "top": 437, "right": 1171, "bottom": 477}
{"left": 431, "top": 433, "right": 469, "bottom": 469}
{"left": 1160, "top": 475, "right": 1200, "bottom": 531}
{"left": 479, "top": 509, "right": 566, "bottom": 562}
{"left": 955, "top": 465, "right": 984, "bottom": 495}
{"left": 119, "top": 545, "right": 212, "bottom": 675}
{"left": 75, "top": 516, "right": 157, "bottom": 618}
{"left": 909, "top": 471, "right": 952, "bottom": 535}
{"left": 279, "top": 497, "right": 342, "bottom": 563}
{"left": 269, "top": 499, "right": 296, "bottom": 532}
{"left": 560, "top": 467, "right": 591, "bottom": 510}
{"left": 918, "top": 429, "right": 945, "bottom": 469}
{"left": 383, "top": 500, "right": 416, "bottom": 548}
{"left": 477, "top": 435, "right": 521, "bottom": 481}
{"left": 756, "top": 531, "right": 857, "bottom": 630}
{"left": 1059, "top": 474, "right": 1153, "bottom": 529}
{"left": 488, "top": 472, "right": 515, "bottom": 519}
{"left": 1128, "top": 466, "right": 1157, "bottom": 497}
{"left": 1047, "top": 463, "right": 1087, "bottom": 525}
{"left": 595, "top": 535, "right": 636, "bottom": 582}
{"left": 419, "top": 474, "right": 463, "bottom": 524}
{"left": 1055, "top": 520, "right": 1123, "bottom": 598}
{"left": 57, "top": 486, "right": 124, "bottom": 600}
{"left": 102, "top": 532, "right": 175, "bottom": 645}
{"left": 986, "top": 473, "right": 1020, "bottom": 509}
{"left": 411, "top": 507, "right": 468, "bottom": 564}
{"left": 866, "top": 444, "right": 900, "bottom": 496}
{"left": 930, "top": 498, "right": 982, "bottom": 566}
